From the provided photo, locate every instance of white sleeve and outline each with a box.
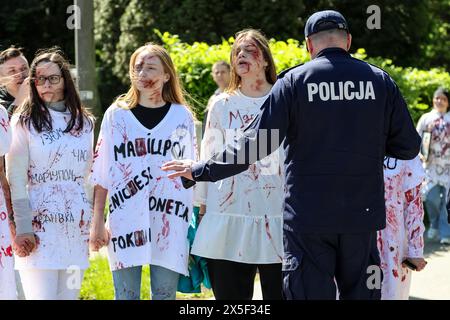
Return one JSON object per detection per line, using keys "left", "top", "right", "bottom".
{"left": 6, "top": 115, "right": 33, "bottom": 234}
{"left": 83, "top": 121, "right": 95, "bottom": 208}
{"left": 194, "top": 99, "right": 224, "bottom": 205}
{"left": 90, "top": 112, "right": 111, "bottom": 190}
{"left": 402, "top": 158, "right": 426, "bottom": 258}
{"left": 0, "top": 105, "right": 11, "bottom": 156}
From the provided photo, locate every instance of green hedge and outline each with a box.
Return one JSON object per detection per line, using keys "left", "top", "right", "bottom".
{"left": 155, "top": 30, "right": 450, "bottom": 124}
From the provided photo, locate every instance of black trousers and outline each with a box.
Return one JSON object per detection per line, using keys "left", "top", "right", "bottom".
{"left": 207, "top": 258, "right": 282, "bottom": 300}
{"left": 282, "top": 230, "right": 382, "bottom": 300}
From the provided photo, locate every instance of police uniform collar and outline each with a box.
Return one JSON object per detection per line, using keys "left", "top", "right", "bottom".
{"left": 315, "top": 47, "right": 350, "bottom": 58}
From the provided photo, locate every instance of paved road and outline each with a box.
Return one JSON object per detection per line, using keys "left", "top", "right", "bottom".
{"left": 250, "top": 238, "right": 450, "bottom": 300}
{"left": 409, "top": 239, "right": 450, "bottom": 300}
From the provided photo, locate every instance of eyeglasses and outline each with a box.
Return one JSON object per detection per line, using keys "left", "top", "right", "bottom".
{"left": 34, "top": 74, "right": 62, "bottom": 86}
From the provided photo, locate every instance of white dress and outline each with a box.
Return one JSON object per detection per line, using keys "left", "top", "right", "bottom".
{"left": 0, "top": 105, "right": 15, "bottom": 299}
{"left": 8, "top": 109, "right": 93, "bottom": 270}
{"left": 91, "top": 104, "right": 197, "bottom": 275}
{"left": 378, "top": 156, "right": 425, "bottom": 299}
{"left": 416, "top": 109, "right": 450, "bottom": 195}
{"left": 192, "top": 90, "right": 284, "bottom": 264}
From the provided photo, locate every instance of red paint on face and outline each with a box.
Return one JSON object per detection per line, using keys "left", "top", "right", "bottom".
{"left": 392, "top": 269, "right": 399, "bottom": 278}
{"left": 247, "top": 43, "right": 261, "bottom": 62}
{"left": 238, "top": 62, "right": 250, "bottom": 74}
{"left": 143, "top": 79, "right": 157, "bottom": 89}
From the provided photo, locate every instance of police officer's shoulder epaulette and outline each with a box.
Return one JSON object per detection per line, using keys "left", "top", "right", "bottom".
{"left": 277, "top": 63, "right": 304, "bottom": 79}
{"left": 364, "top": 61, "right": 391, "bottom": 77}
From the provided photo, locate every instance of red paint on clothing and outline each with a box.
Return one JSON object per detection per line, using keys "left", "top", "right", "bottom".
{"left": 162, "top": 214, "right": 170, "bottom": 238}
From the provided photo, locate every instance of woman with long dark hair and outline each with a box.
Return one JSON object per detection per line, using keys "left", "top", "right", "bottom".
{"left": 6, "top": 48, "right": 94, "bottom": 299}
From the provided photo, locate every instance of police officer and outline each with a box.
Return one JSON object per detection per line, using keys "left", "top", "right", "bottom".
{"left": 162, "top": 10, "right": 421, "bottom": 299}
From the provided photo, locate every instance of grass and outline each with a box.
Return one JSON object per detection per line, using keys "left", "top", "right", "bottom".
{"left": 80, "top": 254, "right": 214, "bottom": 300}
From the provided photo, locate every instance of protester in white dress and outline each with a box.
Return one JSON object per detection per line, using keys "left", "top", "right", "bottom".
{"left": 416, "top": 87, "right": 450, "bottom": 244}
{"left": 192, "top": 29, "right": 284, "bottom": 300}
{"left": 6, "top": 49, "right": 94, "bottom": 300}
{"left": 90, "top": 44, "right": 197, "bottom": 300}
{"left": 0, "top": 104, "right": 15, "bottom": 299}
{"left": 378, "top": 156, "right": 427, "bottom": 299}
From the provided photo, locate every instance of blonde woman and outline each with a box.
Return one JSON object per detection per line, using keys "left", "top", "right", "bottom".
{"left": 90, "top": 44, "right": 197, "bottom": 300}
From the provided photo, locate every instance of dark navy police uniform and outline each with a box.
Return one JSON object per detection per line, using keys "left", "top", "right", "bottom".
{"left": 189, "top": 11, "right": 421, "bottom": 299}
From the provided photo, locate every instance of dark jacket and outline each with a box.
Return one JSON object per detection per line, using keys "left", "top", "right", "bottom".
{"left": 0, "top": 86, "right": 15, "bottom": 118}
{"left": 191, "top": 48, "right": 421, "bottom": 234}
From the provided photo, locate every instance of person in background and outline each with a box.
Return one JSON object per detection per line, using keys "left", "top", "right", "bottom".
{"left": 202, "top": 61, "right": 230, "bottom": 135}
{"left": 0, "top": 47, "right": 30, "bottom": 117}
{"left": 0, "top": 47, "right": 30, "bottom": 300}
{"left": 378, "top": 156, "right": 427, "bottom": 300}
{"left": 0, "top": 103, "right": 14, "bottom": 299}
{"left": 416, "top": 87, "right": 450, "bottom": 245}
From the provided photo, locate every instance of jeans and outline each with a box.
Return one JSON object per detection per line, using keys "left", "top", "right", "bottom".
{"left": 424, "top": 184, "right": 450, "bottom": 238}
{"left": 112, "top": 264, "right": 179, "bottom": 300}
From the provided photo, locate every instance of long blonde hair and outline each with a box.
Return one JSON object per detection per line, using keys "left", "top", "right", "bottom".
{"left": 227, "top": 29, "right": 277, "bottom": 93}
{"left": 115, "top": 43, "right": 190, "bottom": 112}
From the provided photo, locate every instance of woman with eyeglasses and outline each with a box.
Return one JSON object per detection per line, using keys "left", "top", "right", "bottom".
{"left": 6, "top": 48, "right": 94, "bottom": 300}
{"left": 416, "top": 87, "right": 450, "bottom": 245}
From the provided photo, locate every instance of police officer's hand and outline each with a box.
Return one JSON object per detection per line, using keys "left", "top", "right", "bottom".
{"left": 403, "top": 257, "right": 427, "bottom": 271}
{"left": 161, "top": 159, "right": 196, "bottom": 181}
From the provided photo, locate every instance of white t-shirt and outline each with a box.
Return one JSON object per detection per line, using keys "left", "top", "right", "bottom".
{"left": 9, "top": 109, "right": 93, "bottom": 270}
{"left": 0, "top": 105, "right": 15, "bottom": 299}
{"left": 192, "top": 90, "right": 284, "bottom": 264}
{"left": 378, "top": 156, "right": 425, "bottom": 300}
{"left": 416, "top": 109, "right": 450, "bottom": 194}
{"left": 91, "top": 103, "right": 197, "bottom": 275}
